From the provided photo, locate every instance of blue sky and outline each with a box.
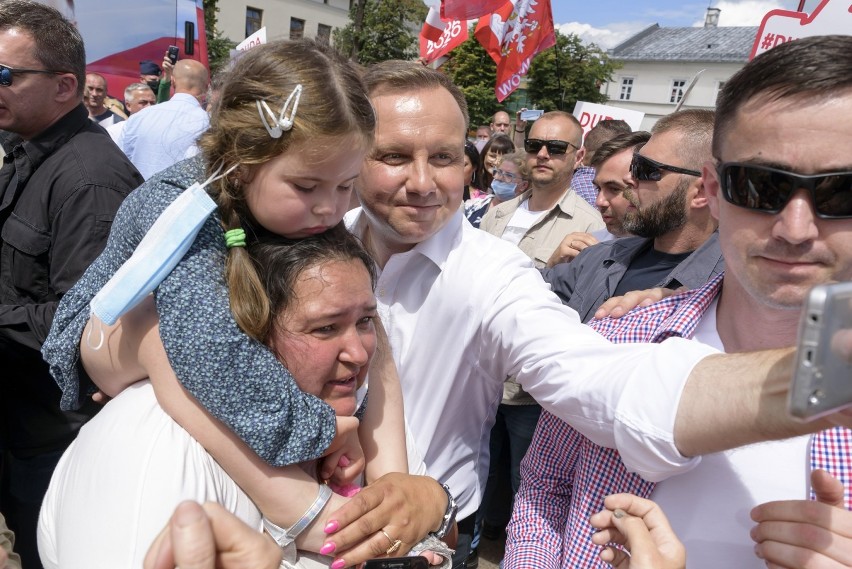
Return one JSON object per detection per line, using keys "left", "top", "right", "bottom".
{"left": 550, "top": 0, "right": 808, "bottom": 48}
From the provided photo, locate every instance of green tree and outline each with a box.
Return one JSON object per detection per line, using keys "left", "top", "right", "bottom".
{"left": 526, "top": 31, "right": 619, "bottom": 112}
{"left": 202, "top": 0, "right": 236, "bottom": 75}
{"left": 333, "top": 0, "right": 427, "bottom": 64}
{"left": 442, "top": 30, "right": 497, "bottom": 128}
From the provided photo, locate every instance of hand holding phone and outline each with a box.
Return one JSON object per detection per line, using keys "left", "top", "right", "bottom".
{"left": 364, "top": 556, "right": 429, "bottom": 569}
{"left": 519, "top": 109, "right": 543, "bottom": 121}
{"left": 167, "top": 45, "right": 179, "bottom": 65}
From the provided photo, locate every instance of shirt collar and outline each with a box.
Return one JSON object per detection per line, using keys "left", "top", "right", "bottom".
{"left": 4, "top": 104, "right": 89, "bottom": 177}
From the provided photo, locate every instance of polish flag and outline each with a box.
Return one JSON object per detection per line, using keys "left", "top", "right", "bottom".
{"left": 420, "top": 19, "right": 468, "bottom": 64}
{"left": 421, "top": 4, "right": 447, "bottom": 42}
{"left": 474, "top": 1, "right": 515, "bottom": 64}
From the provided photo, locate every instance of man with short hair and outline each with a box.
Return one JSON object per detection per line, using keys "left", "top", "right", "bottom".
{"left": 330, "top": 58, "right": 852, "bottom": 569}
{"left": 590, "top": 131, "right": 649, "bottom": 240}
{"left": 543, "top": 109, "right": 724, "bottom": 323}
{"left": 480, "top": 111, "right": 604, "bottom": 269}
{"left": 117, "top": 58, "right": 209, "bottom": 179}
{"left": 83, "top": 72, "right": 122, "bottom": 127}
{"left": 106, "top": 82, "right": 156, "bottom": 144}
{"left": 0, "top": 2, "right": 143, "bottom": 566}
{"left": 505, "top": 34, "right": 852, "bottom": 569}
{"left": 490, "top": 110, "right": 511, "bottom": 135}
{"left": 571, "top": 119, "right": 632, "bottom": 207}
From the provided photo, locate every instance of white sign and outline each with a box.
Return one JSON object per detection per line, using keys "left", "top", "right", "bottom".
{"left": 751, "top": 0, "right": 852, "bottom": 59}
{"left": 572, "top": 102, "right": 645, "bottom": 139}
{"left": 237, "top": 27, "right": 267, "bottom": 52}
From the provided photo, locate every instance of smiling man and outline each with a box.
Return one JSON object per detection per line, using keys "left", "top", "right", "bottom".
{"left": 328, "top": 57, "right": 852, "bottom": 569}
{"left": 542, "top": 109, "right": 724, "bottom": 323}
{"left": 506, "top": 35, "right": 852, "bottom": 569}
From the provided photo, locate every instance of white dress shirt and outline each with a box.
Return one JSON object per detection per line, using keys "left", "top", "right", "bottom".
{"left": 346, "top": 208, "right": 717, "bottom": 518}
{"left": 119, "top": 93, "right": 209, "bottom": 179}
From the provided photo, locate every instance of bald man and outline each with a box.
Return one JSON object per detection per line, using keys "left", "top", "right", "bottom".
{"left": 116, "top": 59, "right": 210, "bottom": 179}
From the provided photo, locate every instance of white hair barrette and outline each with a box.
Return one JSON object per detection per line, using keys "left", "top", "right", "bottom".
{"left": 256, "top": 84, "right": 303, "bottom": 139}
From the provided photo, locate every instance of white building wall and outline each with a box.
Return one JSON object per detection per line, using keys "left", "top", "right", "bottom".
{"left": 602, "top": 60, "right": 744, "bottom": 130}
{"left": 217, "top": 0, "right": 350, "bottom": 43}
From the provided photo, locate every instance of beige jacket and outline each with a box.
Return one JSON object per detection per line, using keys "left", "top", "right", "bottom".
{"left": 480, "top": 187, "right": 604, "bottom": 269}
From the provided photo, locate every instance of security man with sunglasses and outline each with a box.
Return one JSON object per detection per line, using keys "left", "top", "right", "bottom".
{"left": 0, "top": 2, "right": 142, "bottom": 566}
{"left": 505, "top": 34, "right": 852, "bottom": 569}
{"left": 541, "top": 109, "right": 724, "bottom": 323}
{"left": 480, "top": 111, "right": 604, "bottom": 269}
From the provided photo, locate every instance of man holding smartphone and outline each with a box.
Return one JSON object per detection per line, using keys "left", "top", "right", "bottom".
{"left": 506, "top": 34, "right": 852, "bottom": 569}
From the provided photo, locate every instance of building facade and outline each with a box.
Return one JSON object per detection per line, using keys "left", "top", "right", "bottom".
{"left": 601, "top": 15, "right": 757, "bottom": 130}
{"left": 217, "top": 0, "right": 351, "bottom": 44}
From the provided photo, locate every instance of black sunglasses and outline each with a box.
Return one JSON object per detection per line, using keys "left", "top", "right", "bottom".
{"left": 630, "top": 152, "right": 701, "bottom": 181}
{"left": 717, "top": 162, "right": 852, "bottom": 219}
{"left": 524, "top": 138, "right": 579, "bottom": 156}
{"left": 0, "top": 63, "right": 64, "bottom": 87}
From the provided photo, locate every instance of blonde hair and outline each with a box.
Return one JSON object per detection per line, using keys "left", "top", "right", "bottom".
{"left": 196, "top": 39, "right": 375, "bottom": 340}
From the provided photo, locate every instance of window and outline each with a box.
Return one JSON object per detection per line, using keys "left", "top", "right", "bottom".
{"left": 290, "top": 17, "right": 305, "bottom": 40}
{"left": 670, "top": 79, "right": 686, "bottom": 104}
{"left": 245, "top": 7, "right": 262, "bottom": 38}
{"left": 619, "top": 77, "right": 633, "bottom": 101}
{"left": 317, "top": 23, "right": 332, "bottom": 44}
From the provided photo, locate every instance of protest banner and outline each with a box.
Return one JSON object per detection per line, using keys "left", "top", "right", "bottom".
{"left": 573, "top": 102, "right": 644, "bottom": 139}
{"left": 750, "top": 0, "right": 852, "bottom": 58}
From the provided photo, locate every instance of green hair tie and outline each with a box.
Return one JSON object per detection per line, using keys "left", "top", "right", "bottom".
{"left": 224, "top": 228, "right": 246, "bottom": 248}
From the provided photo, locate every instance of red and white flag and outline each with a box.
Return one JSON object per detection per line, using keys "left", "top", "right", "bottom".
{"left": 476, "top": 0, "right": 556, "bottom": 102}
{"left": 420, "top": 19, "right": 468, "bottom": 64}
{"left": 474, "top": 1, "right": 515, "bottom": 64}
{"left": 441, "top": 0, "right": 508, "bottom": 20}
{"left": 421, "top": 4, "right": 447, "bottom": 42}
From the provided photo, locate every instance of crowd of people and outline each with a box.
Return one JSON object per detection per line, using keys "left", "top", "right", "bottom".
{"left": 1, "top": 1, "right": 851, "bottom": 569}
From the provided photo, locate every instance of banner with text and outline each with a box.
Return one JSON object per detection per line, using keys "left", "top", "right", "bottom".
{"left": 420, "top": 19, "right": 468, "bottom": 64}
{"left": 750, "top": 0, "right": 852, "bottom": 58}
{"left": 572, "top": 102, "right": 645, "bottom": 139}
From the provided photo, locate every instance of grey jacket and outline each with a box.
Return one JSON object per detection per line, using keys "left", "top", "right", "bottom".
{"left": 542, "top": 232, "right": 725, "bottom": 323}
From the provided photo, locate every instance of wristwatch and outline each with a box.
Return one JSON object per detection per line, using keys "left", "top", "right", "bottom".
{"left": 430, "top": 483, "right": 458, "bottom": 540}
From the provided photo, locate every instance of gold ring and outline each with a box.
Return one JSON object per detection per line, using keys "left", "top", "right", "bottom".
{"left": 380, "top": 530, "right": 395, "bottom": 548}
{"left": 386, "top": 539, "right": 403, "bottom": 555}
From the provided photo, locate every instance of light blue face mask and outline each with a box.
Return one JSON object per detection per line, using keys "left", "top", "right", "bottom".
{"left": 491, "top": 179, "right": 518, "bottom": 200}
{"left": 87, "top": 165, "right": 236, "bottom": 349}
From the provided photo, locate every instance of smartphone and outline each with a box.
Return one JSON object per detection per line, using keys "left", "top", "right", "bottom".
{"left": 788, "top": 281, "right": 852, "bottom": 421}
{"left": 519, "top": 109, "right": 544, "bottom": 121}
{"left": 167, "top": 45, "right": 179, "bottom": 65}
{"left": 364, "top": 556, "right": 429, "bottom": 569}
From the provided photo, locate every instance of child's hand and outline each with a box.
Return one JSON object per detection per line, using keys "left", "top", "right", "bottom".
{"left": 320, "top": 427, "right": 365, "bottom": 489}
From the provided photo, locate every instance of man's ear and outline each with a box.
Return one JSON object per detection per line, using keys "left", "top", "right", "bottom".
{"left": 573, "top": 147, "right": 586, "bottom": 170}
{"left": 55, "top": 73, "right": 79, "bottom": 104}
{"left": 703, "top": 160, "right": 722, "bottom": 221}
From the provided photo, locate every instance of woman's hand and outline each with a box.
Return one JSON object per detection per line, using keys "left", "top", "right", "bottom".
{"left": 320, "top": 427, "right": 365, "bottom": 489}
{"left": 590, "top": 493, "right": 685, "bottom": 569}
{"left": 593, "top": 287, "right": 683, "bottom": 320}
{"left": 320, "top": 473, "right": 447, "bottom": 568}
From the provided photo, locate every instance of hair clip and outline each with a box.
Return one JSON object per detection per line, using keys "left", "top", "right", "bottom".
{"left": 256, "top": 84, "right": 302, "bottom": 139}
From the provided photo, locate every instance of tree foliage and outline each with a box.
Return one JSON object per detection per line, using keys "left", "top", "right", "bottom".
{"left": 526, "top": 31, "right": 619, "bottom": 112}
{"left": 202, "top": 0, "right": 236, "bottom": 76}
{"left": 442, "top": 29, "right": 499, "bottom": 128}
{"left": 333, "top": 0, "right": 426, "bottom": 64}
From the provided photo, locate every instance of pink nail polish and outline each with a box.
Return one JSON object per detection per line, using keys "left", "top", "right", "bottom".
{"left": 324, "top": 520, "right": 339, "bottom": 534}
{"left": 338, "top": 455, "right": 351, "bottom": 467}
{"left": 320, "top": 542, "right": 336, "bottom": 555}
{"left": 331, "top": 559, "right": 346, "bottom": 569}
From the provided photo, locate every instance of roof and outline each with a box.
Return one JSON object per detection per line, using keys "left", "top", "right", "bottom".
{"left": 610, "top": 25, "right": 758, "bottom": 62}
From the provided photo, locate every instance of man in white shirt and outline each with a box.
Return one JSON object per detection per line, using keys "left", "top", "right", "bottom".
{"left": 106, "top": 82, "right": 155, "bottom": 145}
{"left": 480, "top": 111, "right": 604, "bottom": 268}
{"left": 328, "top": 59, "right": 852, "bottom": 568}
{"left": 116, "top": 59, "right": 208, "bottom": 179}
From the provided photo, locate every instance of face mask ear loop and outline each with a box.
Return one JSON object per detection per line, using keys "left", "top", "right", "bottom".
{"left": 85, "top": 313, "right": 105, "bottom": 351}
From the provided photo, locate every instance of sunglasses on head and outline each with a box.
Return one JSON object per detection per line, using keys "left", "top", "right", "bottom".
{"left": 630, "top": 152, "right": 701, "bottom": 181}
{"left": 0, "top": 63, "right": 64, "bottom": 87}
{"left": 524, "top": 138, "right": 579, "bottom": 156}
{"left": 717, "top": 162, "right": 852, "bottom": 219}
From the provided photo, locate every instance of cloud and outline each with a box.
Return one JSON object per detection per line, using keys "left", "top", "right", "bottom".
{"left": 690, "top": 0, "right": 801, "bottom": 26}
{"left": 556, "top": 21, "right": 651, "bottom": 49}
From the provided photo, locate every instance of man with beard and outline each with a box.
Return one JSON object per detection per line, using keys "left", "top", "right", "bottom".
{"left": 542, "top": 109, "right": 724, "bottom": 322}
